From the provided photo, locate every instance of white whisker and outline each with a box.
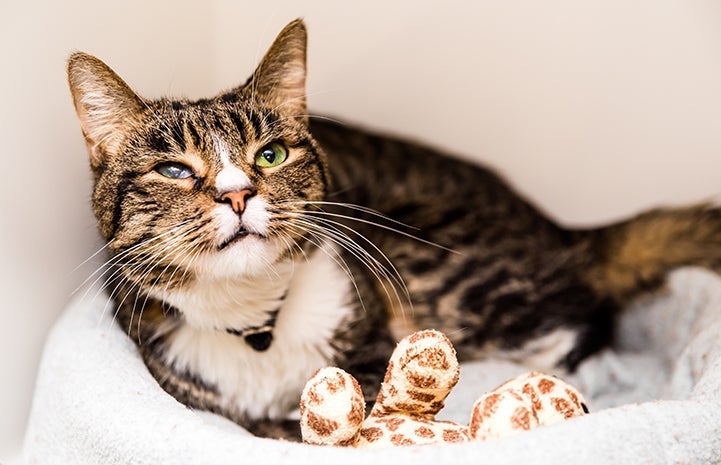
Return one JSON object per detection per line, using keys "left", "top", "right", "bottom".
{"left": 74, "top": 219, "right": 195, "bottom": 297}
{"left": 85, "top": 220, "right": 198, "bottom": 331}
{"left": 298, "top": 209, "right": 458, "bottom": 254}
{"left": 278, "top": 200, "right": 416, "bottom": 230}
{"left": 137, "top": 237, "right": 204, "bottom": 343}
{"left": 118, "top": 224, "right": 202, "bottom": 333}
{"left": 284, "top": 223, "right": 367, "bottom": 315}
{"left": 287, "top": 213, "right": 411, "bottom": 310}
{"left": 283, "top": 215, "right": 403, "bottom": 316}
{"left": 72, "top": 239, "right": 112, "bottom": 273}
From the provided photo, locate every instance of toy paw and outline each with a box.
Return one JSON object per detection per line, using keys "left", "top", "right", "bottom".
{"left": 470, "top": 372, "right": 588, "bottom": 441}
{"left": 300, "top": 329, "right": 462, "bottom": 448}
{"left": 371, "top": 329, "right": 459, "bottom": 419}
{"left": 300, "top": 367, "right": 365, "bottom": 446}
{"left": 300, "top": 330, "right": 588, "bottom": 448}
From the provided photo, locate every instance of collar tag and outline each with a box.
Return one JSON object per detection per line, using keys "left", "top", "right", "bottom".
{"left": 243, "top": 331, "right": 273, "bottom": 351}
{"left": 225, "top": 309, "right": 279, "bottom": 352}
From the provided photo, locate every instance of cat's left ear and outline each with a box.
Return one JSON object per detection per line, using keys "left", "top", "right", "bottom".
{"left": 244, "top": 19, "right": 308, "bottom": 123}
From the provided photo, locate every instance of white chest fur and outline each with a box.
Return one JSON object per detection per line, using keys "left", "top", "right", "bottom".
{"left": 162, "top": 245, "right": 354, "bottom": 420}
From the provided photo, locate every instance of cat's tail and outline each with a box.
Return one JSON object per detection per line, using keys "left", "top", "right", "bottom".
{"left": 582, "top": 204, "right": 721, "bottom": 303}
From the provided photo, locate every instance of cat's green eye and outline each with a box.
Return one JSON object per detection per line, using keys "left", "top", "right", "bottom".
{"left": 154, "top": 162, "right": 194, "bottom": 179}
{"left": 254, "top": 142, "right": 288, "bottom": 168}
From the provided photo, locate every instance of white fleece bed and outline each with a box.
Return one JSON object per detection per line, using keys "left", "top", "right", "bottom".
{"left": 22, "top": 267, "right": 721, "bottom": 464}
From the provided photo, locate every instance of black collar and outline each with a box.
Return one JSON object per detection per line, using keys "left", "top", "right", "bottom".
{"left": 161, "top": 299, "right": 282, "bottom": 352}
{"left": 225, "top": 309, "right": 279, "bottom": 352}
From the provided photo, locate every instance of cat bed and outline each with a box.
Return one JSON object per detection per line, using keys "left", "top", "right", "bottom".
{"left": 22, "top": 267, "right": 721, "bottom": 464}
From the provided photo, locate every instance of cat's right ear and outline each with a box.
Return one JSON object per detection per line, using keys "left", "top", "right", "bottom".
{"left": 242, "top": 19, "right": 308, "bottom": 122}
{"left": 67, "top": 53, "right": 145, "bottom": 168}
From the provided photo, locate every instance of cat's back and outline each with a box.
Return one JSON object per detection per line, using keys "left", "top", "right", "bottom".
{"left": 309, "top": 118, "right": 502, "bottom": 199}
{"left": 307, "top": 118, "right": 589, "bottom": 366}
{"left": 308, "top": 118, "right": 561, "bottom": 243}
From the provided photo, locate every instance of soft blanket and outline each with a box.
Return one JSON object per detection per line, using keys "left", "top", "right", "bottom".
{"left": 21, "top": 267, "right": 721, "bottom": 464}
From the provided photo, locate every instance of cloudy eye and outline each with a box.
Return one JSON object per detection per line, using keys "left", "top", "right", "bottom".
{"left": 254, "top": 142, "right": 288, "bottom": 168}
{"left": 154, "top": 162, "right": 194, "bottom": 179}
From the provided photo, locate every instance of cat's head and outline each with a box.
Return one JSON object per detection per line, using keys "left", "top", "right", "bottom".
{"left": 68, "top": 20, "right": 328, "bottom": 287}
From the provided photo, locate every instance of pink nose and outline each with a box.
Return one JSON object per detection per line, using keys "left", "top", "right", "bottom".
{"left": 219, "top": 189, "right": 255, "bottom": 214}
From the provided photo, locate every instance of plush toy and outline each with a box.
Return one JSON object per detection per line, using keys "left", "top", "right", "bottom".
{"left": 300, "top": 330, "right": 588, "bottom": 448}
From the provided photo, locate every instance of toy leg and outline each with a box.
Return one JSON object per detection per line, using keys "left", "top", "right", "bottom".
{"left": 300, "top": 367, "right": 365, "bottom": 446}
{"left": 469, "top": 388, "right": 540, "bottom": 441}
{"left": 371, "top": 330, "right": 460, "bottom": 419}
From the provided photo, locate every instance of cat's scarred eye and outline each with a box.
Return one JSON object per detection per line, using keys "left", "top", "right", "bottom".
{"left": 254, "top": 142, "right": 288, "bottom": 168}
{"left": 154, "top": 162, "right": 195, "bottom": 179}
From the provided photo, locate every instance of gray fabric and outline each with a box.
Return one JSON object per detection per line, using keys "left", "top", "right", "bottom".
{"left": 22, "top": 267, "right": 721, "bottom": 464}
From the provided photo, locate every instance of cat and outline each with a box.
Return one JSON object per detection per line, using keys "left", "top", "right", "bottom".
{"left": 67, "top": 19, "right": 721, "bottom": 439}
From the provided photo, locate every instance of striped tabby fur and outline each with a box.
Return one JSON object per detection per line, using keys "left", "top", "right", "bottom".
{"left": 68, "top": 20, "right": 721, "bottom": 439}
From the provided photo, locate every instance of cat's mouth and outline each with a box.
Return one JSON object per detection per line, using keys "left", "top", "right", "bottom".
{"left": 218, "top": 226, "right": 251, "bottom": 250}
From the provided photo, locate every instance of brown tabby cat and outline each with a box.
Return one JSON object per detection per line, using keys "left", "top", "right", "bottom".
{"left": 67, "top": 19, "right": 721, "bottom": 439}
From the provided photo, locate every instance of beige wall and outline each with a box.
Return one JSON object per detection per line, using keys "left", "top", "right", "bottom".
{"left": 3, "top": 0, "right": 721, "bottom": 459}
{"left": 0, "top": 0, "right": 214, "bottom": 458}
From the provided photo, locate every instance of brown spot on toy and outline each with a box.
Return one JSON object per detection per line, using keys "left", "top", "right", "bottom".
{"left": 420, "top": 400, "right": 445, "bottom": 416}
{"left": 335, "top": 371, "right": 347, "bottom": 388}
{"left": 566, "top": 388, "right": 579, "bottom": 405}
{"left": 383, "top": 362, "right": 394, "bottom": 384}
{"left": 538, "top": 378, "right": 556, "bottom": 394}
{"left": 482, "top": 393, "right": 500, "bottom": 416}
{"left": 442, "top": 429, "right": 463, "bottom": 443}
{"left": 378, "top": 417, "right": 405, "bottom": 431}
{"left": 336, "top": 437, "right": 357, "bottom": 447}
{"left": 409, "top": 330, "right": 437, "bottom": 344}
{"left": 360, "top": 427, "right": 383, "bottom": 443}
{"left": 408, "top": 390, "right": 436, "bottom": 403}
{"left": 352, "top": 376, "right": 363, "bottom": 396}
{"left": 523, "top": 383, "right": 542, "bottom": 411}
{"left": 369, "top": 407, "right": 386, "bottom": 418}
{"left": 416, "top": 347, "right": 450, "bottom": 370}
{"left": 407, "top": 372, "right": 438, "bottom": 389}
{"left": 307, "top": 389, "right": 323, "bottom": 406}
{"left": 348, "top": 398, "right": 364, "bottom": 425}
{"left": 415, "top": 426, "right": 435, "bottom": 439}
{"left": 552, "top": 397, "right": 574, "bottom": 419}
{"left": 469, "top": 409, "right": 482, "bottom": 437}
{"left": 395, "top": 402, "right": 425, "bottom": 413}
{"left": 326, "top": 380, "right": 340, "bottom": 394}
{"left": 326, "top": 379, "right": 342, "bottom": 394}
{"left": 306, "top": 411, "right": 339, "bottom": 437}
{"left": 391, "top": 434, "right": 414, "bottom": 446}
{"left": 510, "top": 406, "right": 531, "bottom": 430}
{"left": 376, "top": 389, "right": 386, "bottom": 405}
{"left": 471, "top": 406, "right": 483, "bottom": 425}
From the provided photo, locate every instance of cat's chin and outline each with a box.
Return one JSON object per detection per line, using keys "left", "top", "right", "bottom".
{"left": 217, "top": 227, "right": 251, "bottom": 250}
{"left": 193, "top": 235, "right": 289, "bottom": 279}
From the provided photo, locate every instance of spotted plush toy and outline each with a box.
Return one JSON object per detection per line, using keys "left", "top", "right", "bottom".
{"left": 300, "top": 330, "right": 588, "bottom": 448}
